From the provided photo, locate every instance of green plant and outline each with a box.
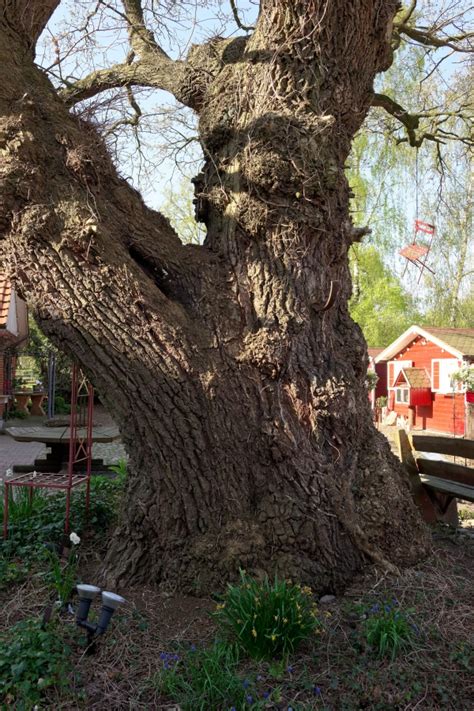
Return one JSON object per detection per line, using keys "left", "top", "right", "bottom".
{"left": 376, "top": 396, "right": 387, "bottom": 408}
{"left": 6, "top": 407, "right": 29, "bottom": 420}
{"left": 366, "top": 371, "right": 379, "bottom": 391}
{"left": 154, "top": 642, "right": 260, "bottom": 711}
{"left": 54, "top": 394, "right": 71, "bottom": 414}
{"left": 42, "top": 532, "right": 81, "bottom": 606}
{"left": 0, "top": 474, "right": 125, "bottom": 583}
{"left": 451, "top": 365, "right": 474, "bottom": 392}
{"left": 0, "top": 485, "right": 49, "bottom": 523}
{"left": 108, "top": 458, "right": 128, "bottom": 480}
{"left": 362, "top": 600, "right": 415, "bottom": 659}
{"left": 0, "top": 618, "right": 75, "bottom": 708}
{"left": 213, "top": 570, "right": 320, "bottom": 660}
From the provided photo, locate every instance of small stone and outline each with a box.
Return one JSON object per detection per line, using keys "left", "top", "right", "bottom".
{"left": 319, "top": 594, "right": 336, "bottom": 604}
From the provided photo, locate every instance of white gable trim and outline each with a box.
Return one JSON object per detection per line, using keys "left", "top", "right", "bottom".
{"left": 374, "top": 325, "right": 464, "bottom": 363}
{"left": 6, "top": 291, "right": 18, "bottom": 336}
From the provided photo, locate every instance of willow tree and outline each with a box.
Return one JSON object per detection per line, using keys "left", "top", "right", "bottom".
{"left": 0, "top": 1, "right": 471, "bottom": 591}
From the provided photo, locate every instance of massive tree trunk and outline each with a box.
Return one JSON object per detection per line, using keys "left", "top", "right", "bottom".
{"left": 0, "top": 0, "right": 429, "bottom": 593}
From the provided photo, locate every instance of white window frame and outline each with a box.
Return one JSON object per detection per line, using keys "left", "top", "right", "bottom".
{"left": 388, "top": 360, "right": 413, "bottom": 387}
{"left": 431, "top": 358, "right": 462, "bottom": 394}
{"left": 395, "top": 388, "right": 409, "bottom": 404}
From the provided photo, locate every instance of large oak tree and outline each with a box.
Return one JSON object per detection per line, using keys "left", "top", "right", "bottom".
{"left": 0, "top": 1, "right": 471, "bottom": 591}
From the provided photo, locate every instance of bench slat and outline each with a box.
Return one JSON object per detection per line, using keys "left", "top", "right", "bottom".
{"left": 416, "top": 458, "right": 474, "bottom": 487}
{"left": 411, "top": 434, "right": 474, "bottom": 459}
{"left": 419, "top": 474, "right": 474, "bottom": 503}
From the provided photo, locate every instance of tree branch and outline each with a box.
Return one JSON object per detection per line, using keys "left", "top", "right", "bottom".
{"left": 395, "top": 22, "right": 474, "bottom": 52}
{"left": 59, "top": 58, "right": 187, "bottom": 107}
{"left": 372, "top": 93, "right": 420, "bottom": 145}
{"left": 229, "top": 0, "right": 255, "bottom": 32}
{"left": 398, "top": 1, "right": 417, "bottom": 25}
{"left": 372, "top": 92, "right": 473, "bottom": 148}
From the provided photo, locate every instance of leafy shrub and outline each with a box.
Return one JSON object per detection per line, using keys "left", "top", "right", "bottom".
{"left": 6, "top": 407, "right": 28, "bottom": 420}
{"left": 213, "top": 571, "right": 320, "bottom": 660}
{"left": 363, "top": 600, "right": 416, "bottom": 659}
{"left": 54, "top": 395, "right": 71, "bottom": 414}
{"left": 154, "top": 641, "right": 258, "bottom": 711}
{"left": 0, "top": 619, "right": 74, "bottom": 708}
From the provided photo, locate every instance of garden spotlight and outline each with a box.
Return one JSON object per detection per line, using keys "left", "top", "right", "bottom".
{"left": 76, "top": 584, "right": 101, "bottom": 622}
{"left": 75, "top": 584, "right": 126, "bottom": 652}
{"left": 97, "top": 591, "right": 126, "bottom": 633}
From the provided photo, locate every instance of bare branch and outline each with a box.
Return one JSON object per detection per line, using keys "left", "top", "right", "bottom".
{"left": 59, "top": 59, "right": 187, "bottom": 107}
{"left": 372, "top": 92, "right": 473, "bottom": 148}
{"left": 372, "top": 93, "right": 421, "bottom": 146}
{"left": 398, "top": 1, "right": 417, "bottom": 25}
{"left": 229, "top": 0, "right": 255, "bottom": 32}
{"left": 395, "top": 22, "right": 474, "bottom": 52}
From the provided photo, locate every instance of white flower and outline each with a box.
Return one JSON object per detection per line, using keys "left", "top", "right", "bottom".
{"left": 32, "top": 470, "right": 37, "bottom": 479}
{"left": 69, "top": 532, "right": 81, "bottom": 545}
{"left": 5, "top": 468, "right": 13, "bottom": 478}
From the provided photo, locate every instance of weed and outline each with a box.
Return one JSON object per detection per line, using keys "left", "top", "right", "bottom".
{"left": 213, "top": 570, "right": 320, "bottom": 660}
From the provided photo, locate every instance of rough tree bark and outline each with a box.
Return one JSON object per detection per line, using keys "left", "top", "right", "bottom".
{"left": 0, "top": 0, "right": 430, "bottom": 593}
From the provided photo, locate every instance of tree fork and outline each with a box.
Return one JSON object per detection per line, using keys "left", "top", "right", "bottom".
{"left": 1, "top": 0, "right": 430, "bottom": 594}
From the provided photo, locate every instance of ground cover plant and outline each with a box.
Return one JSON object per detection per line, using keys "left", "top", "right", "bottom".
{"left": 0, "top": 469, "right": 126, "bottom": 588}
{"left": 0, "top": 618, "right": 76, "bottom": 709}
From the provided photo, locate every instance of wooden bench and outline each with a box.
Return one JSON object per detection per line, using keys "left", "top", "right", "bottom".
{"left": 397, "top": 429, "right": 474, "bottom": 525}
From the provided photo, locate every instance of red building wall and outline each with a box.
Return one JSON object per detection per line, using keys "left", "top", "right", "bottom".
{"left": 387, "top": 335, "right": 465, "bottom": 435}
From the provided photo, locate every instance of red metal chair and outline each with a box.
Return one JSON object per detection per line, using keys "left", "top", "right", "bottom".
{"left": 3, "top": 364, "right": 93, "bottom": 538}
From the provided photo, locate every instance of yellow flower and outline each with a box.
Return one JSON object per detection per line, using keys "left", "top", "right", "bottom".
{"left": 271, "top": 634, "right": 277, "bottom": 642}
{"left": 216, "top": 603, "right": 225, "bottom": 611}
{"left": 325, "top": 611, "right": 332, "bottom": 618}
{"left": 237, "top": 619, "right": 242, "bottom": 624}
{"left": 302, "top": 585, "right": 312, "bottom": 595}
{"left": 283, "top": 617, "right": 288, "bottom": 624}
{"left": 252, "top": 628, "right": 257, "bottom": 638}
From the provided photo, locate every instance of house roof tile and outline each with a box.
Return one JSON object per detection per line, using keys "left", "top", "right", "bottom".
{"left": 0, "top": 273, "right": 13, "bottom": 329}
{"left": 402, "top": 367, "right": 431, "bottom": 389}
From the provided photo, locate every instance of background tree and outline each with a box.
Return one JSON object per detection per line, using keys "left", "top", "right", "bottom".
{"left": 1, "top": 1, "right": 471, "bottom": 592}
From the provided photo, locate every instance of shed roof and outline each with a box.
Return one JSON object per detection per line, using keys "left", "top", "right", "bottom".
{"left": 402, "top": 367, "right": 431, "bottom": 389}
{"left": 422, "top": 327, "right": 474, "bottom": 357}
{"left": 375, "top": 325, "right": 474, "bottom": 362}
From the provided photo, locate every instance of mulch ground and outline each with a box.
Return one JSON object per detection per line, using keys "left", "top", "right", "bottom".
{"left": 3, "top": 528, "right": 473, "bottom": 710}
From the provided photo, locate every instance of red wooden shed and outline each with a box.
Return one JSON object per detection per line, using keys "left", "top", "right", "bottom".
{"left": 375, "top": 326, "right": 474, "bottom": 436}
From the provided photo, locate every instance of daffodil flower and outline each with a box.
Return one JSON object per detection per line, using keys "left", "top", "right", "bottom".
{"left": 69, "top": 532, "right": 81, "bottom": 545}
